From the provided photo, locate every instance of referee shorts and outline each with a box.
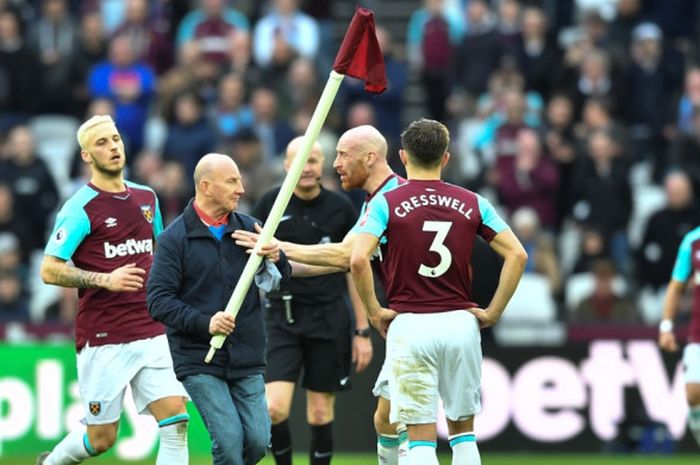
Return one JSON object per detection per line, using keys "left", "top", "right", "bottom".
{"left": 265, "top": 305, "right": 352, "bottom": 392}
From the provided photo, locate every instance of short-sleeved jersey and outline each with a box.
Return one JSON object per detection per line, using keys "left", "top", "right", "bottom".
{"left": 253, "top": 186, "right": 357, "bottom": 305}
{"left": 358, "top": 180, "right": 508, "bottom": 313}
{"left": 351, "top": 174, "right": 405, "bottom": 291}
{"left": 44, "top": 181, "right": 165, "bottom": 350}
{"left": 671, "top": 226, "right": 700, "bottom": 343}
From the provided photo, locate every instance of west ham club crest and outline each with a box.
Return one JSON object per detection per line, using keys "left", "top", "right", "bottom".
{"left": 141, "top": 205, "right": 153, "bottom": 223}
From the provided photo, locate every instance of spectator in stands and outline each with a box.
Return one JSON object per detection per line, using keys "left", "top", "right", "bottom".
{"left": 572, "top": 224, "right": 609, "bottom": 274}
{"left": 251, "top": 86, "right": 295, "bottom": 161}
{"left": 176, "top": 0, "right": 249, "bottom": 66}
{"left": 112, "top": 0, "right": 174, "bottom": 75}
{"left": 0, "top": 8, "right": 36, "bottom": 128}
{"left": 407, "top": 0, "right": 464, "bottom": 121}
{"left": 608, "top": 0, "right": 644, "bottom": 62}
{"left": 253, "top": 0, "right": 320, "bottom": 78}
{"left": 574, "top": 96, "right": 628, "bottom": 154}
{"left": 70, "top": 11, "right": 108, "bottom": 117}
{"left": 157, "top": 42, "right": 220, "bottom": 118}
{"left": 450, "top": 0, "right": 503, "bottom": 103}
{"left": 496, "top": 128, "right": 559, "bottom": 229}
{"left": 515, "top": 6, "right": 561, "bottom": 99}
{"left": 496, "top": 0, "right": 521, "bottom": 53}
{"left": 540, "top": 93, "right": 577, "bottom": 228}
{"left": 280, "top": 57, "right": 320, "bottom": 119}
{"left": 28, "top": 0, "right": 78, "bottom": 115}
{"left": 567, "top": 49, "right": 622, "bottom": 119}
{"left": 88, "top": 34, "right": 156, "bottom": 157}
{"left": 677, "top": 67, "right": 700, "bottom": 135}
{"left": 213, "top": 72, "right": 254, "bottom": 143}
{"left": 341, "top": 26, "right": 407, "bottom": 147}
{"left": 154, "top": 160, "right": 190, "bottom": 226}
{"left": 511, "top": 206, "right": 561, "bottom": 296}
{"left": 671, "top": 106, "right": 700, "bottom": 196}
{"left": 623, "top": 22, "right": 683, "bottom": 181}
{"left": 0, "top": 267, "right": 28, "bottom": 322}
{"left": 572, "top": 130, "right": 632, "bottom": 273}
{"left": 0, "top": 183, "right": 32, "bottom": 267}
{"left": 0, "top": 229, "right": 22, "bottom": 280}
{"left": 571, "top": 258, "right": 638, "bottom": 324}
{"left": 637, "top": 171, "right": 700, "bottom": 291}
{"left": 0, "top": 125, "right": 58, "bottom": 256}
{"left": 163, "top": 90, "right": 217, "bottom": 181}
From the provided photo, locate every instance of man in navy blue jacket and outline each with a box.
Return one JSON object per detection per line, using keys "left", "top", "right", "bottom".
{"left": 147, "top": 153, "right": 291, "bottom": 465}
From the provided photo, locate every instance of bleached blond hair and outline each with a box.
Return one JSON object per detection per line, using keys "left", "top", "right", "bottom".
{"left": 76, "top": 115, "right": 116, "bottom": 150}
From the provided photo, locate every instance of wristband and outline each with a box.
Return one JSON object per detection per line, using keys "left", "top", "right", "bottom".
{"left": 659, "top": 319, "right": 673, "bottom": 333}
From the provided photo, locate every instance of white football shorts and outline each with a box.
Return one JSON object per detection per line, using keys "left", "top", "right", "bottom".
{"left": 372, "top": 358, "right": 391, "bottom": 399}
{"left": 386, "top": 309, "right": 482, "bottom": 425}
{"left": 77, "top": 334, "right": 187, "bottom": 425}
{"left": 683, "top": 343, "right": 700, "bottom": 384}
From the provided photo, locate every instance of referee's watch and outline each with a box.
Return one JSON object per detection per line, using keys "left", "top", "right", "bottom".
{"left": 354, "top": 327, "right": 371, "bottom": 338}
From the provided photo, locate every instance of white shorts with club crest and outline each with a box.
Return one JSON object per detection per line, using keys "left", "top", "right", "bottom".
{"left": 386, "top": 309, "right": 482, "bottom": 425}
{"left": 77, "top": 334, "right": 187, "bottom": 425}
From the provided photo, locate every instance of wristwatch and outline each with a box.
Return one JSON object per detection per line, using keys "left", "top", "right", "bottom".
{"left": 354, "top": 327, "right": 371, "bottom": 338}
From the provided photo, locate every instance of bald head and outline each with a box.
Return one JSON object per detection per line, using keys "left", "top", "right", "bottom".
{"left": 285, "top": 136, "right": 323, "bottom": 162}
{"left": 665, "top": 171, "right": 693, "bottom": 210}
{"left": 338, "top": 125, "right": 387, "bottom": 160}
{"left": 194, "top": 153, "right": 237, "bottom": 189}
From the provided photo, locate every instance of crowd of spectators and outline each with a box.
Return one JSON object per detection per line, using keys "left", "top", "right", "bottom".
{"left": 1, "top": 0, "right": 700, "bottom": 343}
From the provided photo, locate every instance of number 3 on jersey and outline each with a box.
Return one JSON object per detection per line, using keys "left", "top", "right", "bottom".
{"left": 418, "top": 221, "right": 453, "bottom": 278}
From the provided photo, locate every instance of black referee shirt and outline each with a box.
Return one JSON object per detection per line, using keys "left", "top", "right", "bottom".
{"left": 252, "top": 185, "right": 358, "bottom": 306}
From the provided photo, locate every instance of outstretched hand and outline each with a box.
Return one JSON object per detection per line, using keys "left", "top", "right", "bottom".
{"left": 233, "top": 224, "right": 280, "bottom": 262}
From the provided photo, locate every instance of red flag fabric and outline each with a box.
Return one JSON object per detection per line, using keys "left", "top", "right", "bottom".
{"left": 332, "top": 6, "right": 387, "bottom": 94}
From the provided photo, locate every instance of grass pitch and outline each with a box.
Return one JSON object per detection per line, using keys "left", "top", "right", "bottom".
{"left": 6, "top": 453, "right": 700, "bottom": 464}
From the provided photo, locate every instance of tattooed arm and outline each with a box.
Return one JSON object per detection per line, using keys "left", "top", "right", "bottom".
{"left": 41, "top": 255, "right": 146, "bottom": 292}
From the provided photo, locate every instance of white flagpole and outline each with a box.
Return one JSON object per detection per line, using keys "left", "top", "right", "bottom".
{"left": 205, "top": 70, "right": 346, "bottom": 363}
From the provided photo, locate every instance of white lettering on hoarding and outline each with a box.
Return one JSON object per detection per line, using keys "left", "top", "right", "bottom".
{"left": 627, "top": 341, "right": 687, "bottom": 437}
{"left": 512, "top": 357, "right": 586, "bottom": 442}
{"left": 37, "top": 360, "right": 63, "bottom": 438}
{"left": 0, "top": 379, "right": 33, "bottom": 440}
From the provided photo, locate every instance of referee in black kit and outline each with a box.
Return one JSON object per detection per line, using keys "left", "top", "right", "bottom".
{"left": 252, "top": 137, "right": 373, "bottom": 465}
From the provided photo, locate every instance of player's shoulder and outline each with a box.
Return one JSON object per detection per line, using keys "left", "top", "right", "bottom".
{"left": 59, "top": 184, "right": 100, "bottom": 214}
{"left": 681, "top": 226, "right": 700, "bottom": 245}
{"left": 125, "top": 179, "right": 157, "bottom": 197}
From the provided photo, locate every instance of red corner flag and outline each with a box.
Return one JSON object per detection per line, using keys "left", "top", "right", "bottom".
{"left": 332, "top": 6, "right": 387, "bottom": 94}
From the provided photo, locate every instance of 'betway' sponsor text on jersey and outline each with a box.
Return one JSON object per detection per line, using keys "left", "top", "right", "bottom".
{"left": 671, "top": 226, "right": 700, "bottom": 343}
{"left": 358, "top": 180, "right": 508, "bottom": 314}
{"left": 44, "top": 181, "right": 164, "bottom": 350}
